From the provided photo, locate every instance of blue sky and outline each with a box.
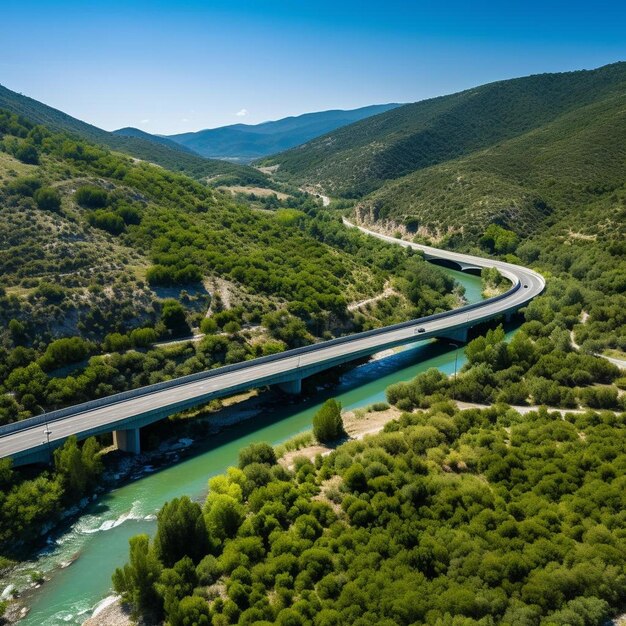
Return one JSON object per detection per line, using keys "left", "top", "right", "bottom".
{"left": 1, "top": 0, "right": 625, "bottom": 134}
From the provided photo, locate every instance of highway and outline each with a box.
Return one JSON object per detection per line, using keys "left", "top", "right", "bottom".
{"left": 0, "top": 221, "right": 544, "bottom": 465}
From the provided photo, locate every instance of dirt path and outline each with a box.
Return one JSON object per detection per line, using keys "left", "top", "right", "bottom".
{"left": 571, "top": 311, "right": 626, "bottom": 370}
{"left": 347, "top": 281, "right": 396, "bottom": 311}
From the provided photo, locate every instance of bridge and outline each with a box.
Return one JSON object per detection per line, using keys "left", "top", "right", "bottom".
{"left": 0, "top": 222, "right": 544, "bottom": 466}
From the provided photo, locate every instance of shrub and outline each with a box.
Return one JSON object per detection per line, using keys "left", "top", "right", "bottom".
{"left": 15, "top": 142, "right": 39, "bottom": 164}
{"left": 34, "top": 187, "right": 61, "bottom": 212}
{"left": 313, "top": 399, "right": 346, "bottom": 443}
{"left": 129, "top": 327, "right": 158, "bottom": 347}
{"left": 238, "top": 442, "right": 277, "bottom": 469}
{"left": 161, "top": 300, "right": 190, "bottom": 337}
{"left": 200, "top": 318, "right": 218, "bottom": 334}
{"left": 87, "top": 210, "right": 125, "bottom": 235}
{"left": 39, "top": 337, "right": 93, "bottom": 370}
{"left": 74, "top": 185, "right": 109, "bottom": 208}
{"left": 223, "top": 321, "right": 241, "bottom": 335}
{"left": 154, "top": 497, "right": 209, "bottom": 567}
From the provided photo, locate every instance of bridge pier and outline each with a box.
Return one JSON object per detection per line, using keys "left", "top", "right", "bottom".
{"left": 277, "top": 378, "right": 302, "bottom": 395}
{"left": 113, "top": 428, "right": 141, "bottom": 455}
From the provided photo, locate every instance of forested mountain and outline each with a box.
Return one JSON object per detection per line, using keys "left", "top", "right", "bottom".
{"left": 164, "top": 104, "right": 401, "bottom": 161}
{"left": 355, "top": 85, "right": 626, "bottom": 242}
{"left": 263, "top": 62, "right": 626, "bottom": 200}
{"left": 0, "top": 84, "right": 268, "bottom": 185}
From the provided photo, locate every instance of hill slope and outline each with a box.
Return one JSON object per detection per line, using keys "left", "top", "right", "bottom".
{"left": 0, "top": 84, "right": 268, "bottom": 185}
{"left": 165, "top": 104, "right": 401, "bottom": 161}
{"left": 356, "top": 87, "right": 626, "bottom": 242}
{"left": 263, "top": 62, "right": 626, "bottom": 198}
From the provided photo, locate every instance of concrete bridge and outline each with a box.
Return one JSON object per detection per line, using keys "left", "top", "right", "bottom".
{"left": 0, "top": 222, "right": 544, "bottom": 466}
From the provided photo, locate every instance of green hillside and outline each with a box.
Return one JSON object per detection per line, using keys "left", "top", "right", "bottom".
{"left": 358, "top": 88, "right": 626, "bottom": 242}
{"left": 0, "top": 108, "right": 457, "bottom": 423}
{"left": 0, "top": 84, "right": 269, "bottom": 186}
{"left": 263, "top": 62, "right": 626, "bottom": 198}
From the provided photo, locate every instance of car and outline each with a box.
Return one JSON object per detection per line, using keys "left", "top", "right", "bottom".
{"left": 414, "top": 327, "right": 426, "bottom": 334}
{"left": 524, "top": 284, "right": 529, "bottom": 288}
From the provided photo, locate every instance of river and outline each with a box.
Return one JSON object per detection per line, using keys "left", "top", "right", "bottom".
{"left": 14, "top": 268, "right": 495, "bottom": 625}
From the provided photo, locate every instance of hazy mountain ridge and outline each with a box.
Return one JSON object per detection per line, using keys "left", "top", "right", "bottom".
{"left": 164, "top": 104, "right": 402, "bottom": 161}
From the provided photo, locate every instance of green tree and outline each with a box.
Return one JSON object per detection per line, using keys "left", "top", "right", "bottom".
{"left": 313, "top": 399, "right": 346, "bottom": 443}
{"left": 154, "top": 496, "right": 210, "bottom": 567}
{"left": 39, "top": 337, "right": 93, "bottom": 370}
{"left": 161, "top": 300, "right": 190, "bottom": 337}
{"left": 112, "top": 534, "right": 162, "bottom": 620}
{"left": 238, "top": 442, "right": 277, "bottom": 469}
{"left": 173, "top": 596, "right": 211, "bottom": 626}
{"left": 200, "top": 317, "right": 218, "bottom": 334}
{"left": 129, "top": 327, "right": 157, "bottom": 347}
{"left": 74, "top": 185, "right": 108, "bottom": 208}
{"left": 15, "top": 142, "right": 39, "bottom": 164}
{"left": 54, "top": 436, "right": 102, "bottom": 499}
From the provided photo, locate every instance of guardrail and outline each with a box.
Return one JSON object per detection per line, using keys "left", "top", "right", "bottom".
{"left": 0, "top": 279, "right": 521, "bottom": 439}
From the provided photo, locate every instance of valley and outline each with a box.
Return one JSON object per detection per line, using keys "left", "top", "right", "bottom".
{"left": 0, "top": 55, "right": 625, "bottom": 626}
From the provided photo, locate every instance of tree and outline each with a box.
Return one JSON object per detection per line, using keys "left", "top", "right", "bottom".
{"left": 200, "top": 317, "right": 218, "bottom": 335}
{"left": 54, "top": 436, "right": 102, "bottom": 499}
{"left": 8, "top": 319, "right": 26, "bottom": 343}
{"left": 39, "top": 337, "right": 93, "bottom": 370}
{"left": 156, "top": 556, "right": 198, "bottom": 625}
{"left": 313, "top": 399, "right": 346, "bottom": 443}
{"left": 204, "top": 494, "right": 244, "bottom": 541}
{"left": 154, "top": 496, "right": 210, "bottom": 567}
{"left": 34, "top": 187, "right": 62, "bottom": 212}
{"left": 161, "top": 300, "right": 190, "bottom": 337}
{"left": 223, "top": 320, "right": 241, "bottom": 335}
{"left": 87, "top": 210, "right": 125, "bottom": 235}
{"left": 173, "top": 596, "right": 211, "bottom": 626}
{"left": 129, "top": 327, "right": 157, "bottom": 347}
{"left": 480, "top": 224, "right": 519, "bottom": 254}
{"left": 112, "top": 534, "right": 162, "bottom": 620}
{"left": 238, "top": 442, "right": 277, "bottom": 469}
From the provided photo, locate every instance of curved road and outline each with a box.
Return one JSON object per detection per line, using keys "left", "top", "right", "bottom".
{"left": 0, "top": 222, "right": 544, "bottom": 465}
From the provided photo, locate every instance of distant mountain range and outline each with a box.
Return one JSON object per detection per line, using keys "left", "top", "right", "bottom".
{"left": 115, "top": 104, "right": 402, "bottom": 162}
{"left": 0, "top": 84, "right": 268, "bottom": 185}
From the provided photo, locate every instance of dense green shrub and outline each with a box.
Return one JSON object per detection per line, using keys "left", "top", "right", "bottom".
{"left": 74, "top": 185, "right": 109, "bottom": 208}
{"left": 313, "top": 399, "right": 346, "bottom": 443}
{"left": 34, "top": 187, "right": 61, "bottom": 212}
{"left": 238, "top": 442, "right": 277, "bottom": 469}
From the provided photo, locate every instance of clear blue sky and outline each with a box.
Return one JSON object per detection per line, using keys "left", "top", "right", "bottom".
{"left": 2, "top": 0, "right": 625, "bottom": 134}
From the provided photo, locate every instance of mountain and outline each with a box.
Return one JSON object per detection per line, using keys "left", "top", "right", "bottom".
{"left": 0, "top": 84, "right": 269, "bottom": 185}
{"left": 263, "top": 62, "right": 626, "bottom": 200}
{"left": 113, "top": 126, "right": 199, "bottom": 154}
{"left": 164, "top": 104, "right": 402, "bottom": 161}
